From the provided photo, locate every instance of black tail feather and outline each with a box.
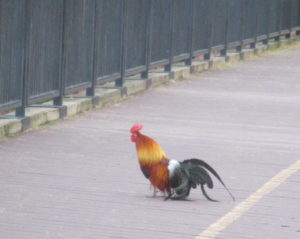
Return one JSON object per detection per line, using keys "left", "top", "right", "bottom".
{"left": 182, "top": 158, "right": 235, "bottom": 201}
{"left": 190, "top": 166, "right": 213, "bottom": 188}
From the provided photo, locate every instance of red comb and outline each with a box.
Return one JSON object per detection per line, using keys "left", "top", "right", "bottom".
{"left": 130, "top": 124, "right": 143, "bottom": 133}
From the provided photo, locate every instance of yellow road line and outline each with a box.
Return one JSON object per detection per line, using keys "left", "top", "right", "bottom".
{"left": 196, "top": 160, "right": 300, "bottom": 239}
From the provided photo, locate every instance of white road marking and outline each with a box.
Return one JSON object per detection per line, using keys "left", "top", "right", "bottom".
{"left": 196, "top": 160, "right": 300, "bottom": 239}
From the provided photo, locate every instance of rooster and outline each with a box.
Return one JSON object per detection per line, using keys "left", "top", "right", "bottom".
{"left": 130, "top": 124, "right": 235, "bottom": 201}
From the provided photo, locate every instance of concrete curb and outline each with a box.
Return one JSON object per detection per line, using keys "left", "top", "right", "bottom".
{"left": 1, "top": 37, "right": 299, "bottom": 140}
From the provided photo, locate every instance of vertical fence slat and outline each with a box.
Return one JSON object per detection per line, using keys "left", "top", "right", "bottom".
{"left": 186, "top": 0, "right": 195, "bottom": 65}
{"left": 297, "top": 0, "right": 300, "bottom": 34}
{"left": 116, "top": 0, "right": 127, "bottom": 87}
{"left": 87, "top": 0, "right": 98, "bottom": 96}
{"left": 204, "top": 0, "right": 215, "bottom": 60}
{"left": 141, "top": 0, "right": 152, "bottom": 80}
{"left": 164, "top": 0, "right": 174, "bottom": 72}
{"left": 221, "top": 0, "right": 229, "bottom": 56}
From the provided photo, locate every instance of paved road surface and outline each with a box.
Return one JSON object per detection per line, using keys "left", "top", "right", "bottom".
{"left": 0, "top": 46, "right": 300, "bottom": 239}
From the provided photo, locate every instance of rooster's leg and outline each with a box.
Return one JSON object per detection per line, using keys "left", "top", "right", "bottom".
{"left": 151, "top": 185, "right": 161, "bottom": 197}
{"left": 153, "top": 189, "right": 160, "bottom": 197}
{"left": 164, "top": 189, "right": 174, "bottom": 201}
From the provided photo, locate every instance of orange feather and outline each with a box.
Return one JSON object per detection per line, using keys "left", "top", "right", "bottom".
{"left": 134, "top": 132, "right": 170, "bottom": 193}
{"left": 135, "top": 132, "right": 167, "bottom": 166}
{"left": 149, "top": 160, "right": 170, "bottom": 192}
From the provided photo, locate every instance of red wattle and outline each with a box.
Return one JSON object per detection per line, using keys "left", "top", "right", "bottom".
{"left": 131, "top": 134, "right": 137, "bottom": 142}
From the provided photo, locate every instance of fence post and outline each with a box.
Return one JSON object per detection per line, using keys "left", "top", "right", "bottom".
{"left": 164, "top": 0, "right": 174, "bottom": 75}
{"left": 16, "top": 0, "right": 30, "bottom": 130}
{"left": 221, "top": 0, "right": 229, "bottom": 57}
{"left": 297, "top": 0, "right": 300, "bottom": 35}
{"left": 16, "top": 41, "right": 28, "bottom": 119}
{"left": 54, "top": 0, "right": 66, "bottom": 109}
{"left": 275, "top": 0, "right": 282, "bottom": 41}
{"left": 16, "top": 58, "right": 28, "bottom": 118}
{"left": 185, "top": 0, "right": 194, "bottom": 66}
{"left": 86, "top": 0, "right": 100, "bottom": 107}
{"left": 115, "top": 0, "right": 127, "bottom": 95}
{"left": 50, "top": 0, "right": 67, "bottom": 118}
{"left": 250, "top": 0, "right": 258, "bottom": 48}
{"left": 141, "top": 0, "right": 153, "bottom": 88}
{"left": 285, "top": 0, "right": 292, "bottom": 39}
{"left": 236, "top": 0, "right": 245, "bottom": 52}
{"left": 87, "top": 0, "right": 97, "bottom": 97}
{"left": 263, "top": 0, "right": 270, "bottom": 45}
{"left": 204, "top": 0, "right": 215, "bottom": 60}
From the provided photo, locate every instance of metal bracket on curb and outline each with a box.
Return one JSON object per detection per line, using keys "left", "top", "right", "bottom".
{"left": 144, "top": 78, "right": 152, "bottom": 89}
{"left": 224, "top": 55, "right": 231, "bottom": 62}
{"left": 189, "top": 65, "right": 195, "bottom": 73}
{"left": 168, "top": 71, "right": 175, "bottom": 79}
{"left": 0, "top": 115, "right": 30, "bottom": 131}
{"left": 30, "top": 104, "right": 67, "bottom": 119}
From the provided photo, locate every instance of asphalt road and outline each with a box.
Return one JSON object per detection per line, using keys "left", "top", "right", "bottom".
{"left": 0, "top": 45, "right": 300, "bottom": 239}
